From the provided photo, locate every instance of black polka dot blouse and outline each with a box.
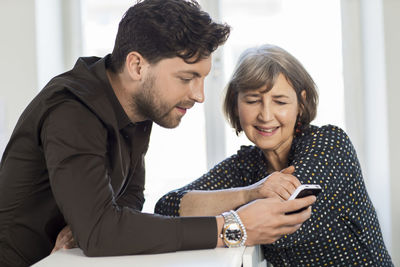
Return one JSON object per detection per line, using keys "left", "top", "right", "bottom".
{"left": 155, "top": 125, "right": 393, "bottom": 266}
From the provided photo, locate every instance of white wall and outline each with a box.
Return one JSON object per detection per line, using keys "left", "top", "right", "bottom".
{"left": 0, "top": 0, "right": 82, "bottom": 155}
{"left": 0, "top": 0, "right": 38, "bottom": 154}
{"left": 36, "top": 0, "right": 82, "bottom": 89}
{"left": 341, "top": 0, "right": 399, "bottom": 264}
{"left": 35, "top": 0, "right": 64, "bottom": 89}
{"left": 361, "top": 0, "right": 391, "bottom": 250}
{"left": 383, "top": 0, "right": 400, "bottom": 264}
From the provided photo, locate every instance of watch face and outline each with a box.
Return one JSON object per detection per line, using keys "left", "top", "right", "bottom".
{"left": 224, "top": 223, "right": 243, "bottom": 246}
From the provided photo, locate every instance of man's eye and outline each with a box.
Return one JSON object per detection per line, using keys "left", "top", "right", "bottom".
{"left": 179, "top": 77, "right": 192, "bottom": 83}
{"left": 275, "top": 100, "right": 287, "bottom": 105}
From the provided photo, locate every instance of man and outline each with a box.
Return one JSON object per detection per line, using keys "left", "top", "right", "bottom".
{"left": 0, "top": 0, "right": 315, "bottom": 266}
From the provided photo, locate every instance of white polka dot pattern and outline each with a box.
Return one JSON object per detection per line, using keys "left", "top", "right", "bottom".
{"left": 155, "top": 125, "right": 393, "bottom": 266}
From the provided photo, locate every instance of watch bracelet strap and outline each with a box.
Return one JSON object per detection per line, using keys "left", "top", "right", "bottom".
{"left": 231, "top": 210, "right": 247, "bottom": 246}
{"left": 220, "top": 210, "right": 247, "bottom": 247}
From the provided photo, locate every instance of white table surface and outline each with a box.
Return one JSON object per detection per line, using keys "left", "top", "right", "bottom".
{"left": 33, "top": 246, "right": 250, "bottom": 267}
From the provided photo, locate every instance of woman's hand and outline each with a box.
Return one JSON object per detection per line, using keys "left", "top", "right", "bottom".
{"left": 245, "top": 166, "right": 301, "bottom": 201}
{"left": 51, "top": 225, "right": 77, "bottom": 254}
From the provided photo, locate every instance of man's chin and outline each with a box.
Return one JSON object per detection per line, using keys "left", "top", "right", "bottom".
{"left": 154, "top": 117, "right": 182, "bottom": 129}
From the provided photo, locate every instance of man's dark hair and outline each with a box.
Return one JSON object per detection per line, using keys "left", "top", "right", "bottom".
{"left": 109, "top": 0, "right": 230, "bottom": 72}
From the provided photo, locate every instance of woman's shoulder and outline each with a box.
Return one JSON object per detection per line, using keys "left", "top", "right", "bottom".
{"left": 296, "top": 124, "right": 353, "bottom": 152}
{"left": 302, "top": 124, "right": 349, "bottom": 139}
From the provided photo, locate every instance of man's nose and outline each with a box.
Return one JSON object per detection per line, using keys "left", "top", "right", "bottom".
{"left": 189, "top": 80, "right": 205, "bottom": 103}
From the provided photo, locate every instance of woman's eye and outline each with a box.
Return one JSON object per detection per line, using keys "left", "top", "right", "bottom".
{"left": 246, "top": 100, "right": 259, "bottom": 104}
{"left": 275, "top": 100, "right": 287, "bottom": 105}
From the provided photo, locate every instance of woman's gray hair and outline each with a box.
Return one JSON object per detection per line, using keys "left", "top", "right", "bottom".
{"left": 223, "top": 44, "right": 318, "bottom": 134}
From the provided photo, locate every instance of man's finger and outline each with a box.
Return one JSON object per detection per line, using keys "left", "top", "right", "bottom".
{"left": 51, "top": 244, "right": 61, "bottom": 254}
{"left": 64, "top": 240, "right": 77, "bottom": 249}
{"left": 284, "top": 195, "right": 316, "bottom": 213}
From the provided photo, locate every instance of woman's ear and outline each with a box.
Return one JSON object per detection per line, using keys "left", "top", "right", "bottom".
{"left": 298, "top": 90, "right": 307, "bottom": 116}
{"left": 125, "top": 52, "right": 146, "bottom": 80}
{"left": 301, "top": 90, "right": 307, "bottom": 102}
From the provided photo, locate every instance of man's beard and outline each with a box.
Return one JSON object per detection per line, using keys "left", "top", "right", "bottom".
{"left": 131, "top": 74, "right": 186, "bottom": 128}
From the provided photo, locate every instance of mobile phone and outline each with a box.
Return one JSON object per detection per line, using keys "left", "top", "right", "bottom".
{"left": 288, "top": 184, "right": 322, "bottom": 200}
{"left": 286, "top": 184, "right": 321, "bottom": 214}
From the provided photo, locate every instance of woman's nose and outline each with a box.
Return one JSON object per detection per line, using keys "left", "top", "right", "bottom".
{"left": 257, "top": 103, "right": 273, "bottom": 122}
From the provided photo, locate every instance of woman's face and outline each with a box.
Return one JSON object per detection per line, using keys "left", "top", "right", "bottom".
{"left": 237, "top": 73, "right": 302, "bottom": 155}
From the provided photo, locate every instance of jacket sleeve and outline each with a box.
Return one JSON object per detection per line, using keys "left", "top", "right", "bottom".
{"left": 115, "top": 154, "right": 146, "bottom": 211}
{"left": 41, "top": 101, "right": 217, "bottom": 256}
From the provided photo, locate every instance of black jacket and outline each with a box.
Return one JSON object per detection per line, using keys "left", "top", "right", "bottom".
{"left": 0, "top": 56, "right": 216, "bottom": 266}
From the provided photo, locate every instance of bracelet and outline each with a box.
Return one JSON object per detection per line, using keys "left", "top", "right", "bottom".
{"left": 231, "top": 210, "right": 247, "bottom": 247}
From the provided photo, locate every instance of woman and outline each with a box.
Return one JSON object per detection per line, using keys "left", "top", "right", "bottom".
{"left": 155, "top": 44, "right": 393, "bottom": 266}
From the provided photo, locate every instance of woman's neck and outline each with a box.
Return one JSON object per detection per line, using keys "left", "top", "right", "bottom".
{"left": 262, "top": 137, "right": 293, "bottom": 173}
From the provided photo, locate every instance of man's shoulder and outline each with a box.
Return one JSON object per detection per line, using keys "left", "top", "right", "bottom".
{"left": 43, "top": 56, "right": 107, "bottom": 101}
{"left": 37, "top": 56, "right": 118, "bottom": 130}
{"left": 31, "top": 86, "right": 109, "bottom": 131}
{"left": 46, "top": 100, "right": 102, "bottom": 124}
{"left": 41, "top": 100, "right": 108, "bottom": 144}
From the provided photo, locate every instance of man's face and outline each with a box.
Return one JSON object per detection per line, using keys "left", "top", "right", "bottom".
{"left": 132, "top": 56, "right": 212, "bottom": 128}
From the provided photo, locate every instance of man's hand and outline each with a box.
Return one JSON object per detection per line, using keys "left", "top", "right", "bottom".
{"left": 237, "top": 195, "right": 316, "bottom": 245}
{"left": 245, "top": 166, "right": 301, "bottom": 201}
{"left": 51, "top": 225, "right": 77, "bottom": 254}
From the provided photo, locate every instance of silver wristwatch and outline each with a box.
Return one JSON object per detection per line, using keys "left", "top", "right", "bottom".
{"left": 220, "top": 210, "right": 247, "bottom": 248}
